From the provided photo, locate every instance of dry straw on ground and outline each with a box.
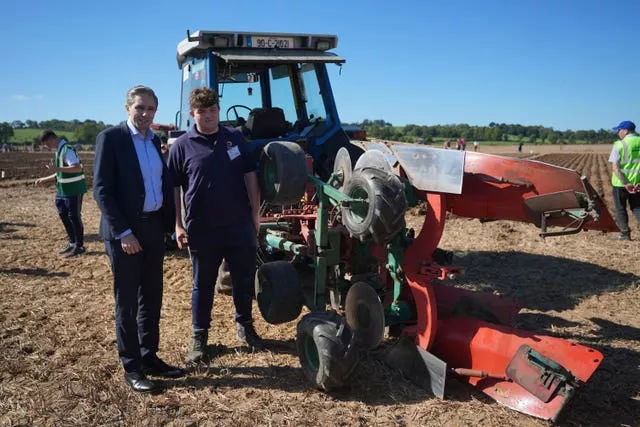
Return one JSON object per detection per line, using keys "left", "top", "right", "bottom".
{"left": 1, "top": 145, "right": 638, "bottom": 426}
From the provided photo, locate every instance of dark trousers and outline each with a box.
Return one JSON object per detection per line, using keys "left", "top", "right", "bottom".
{"left": 104, "top": 214, "right": 165, "bottom": 373}
{"left": 55, "top": 194, "right": 84, "bottom": 247}
{"left": 189, "top": 222, "right": 256, "bottom": 330}
{"left": 612, "top": 186, "right": 640, "bottom": 236}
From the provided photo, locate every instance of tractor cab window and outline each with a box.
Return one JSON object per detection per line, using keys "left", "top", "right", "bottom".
{"left": 218, "top": 72, "right": 263, "bottom": 128}
{"left": 299, "top": 63, "right": 327, "bottom": 125}
{"left": 268, "top": 65, "right": 297, "bottom": 126}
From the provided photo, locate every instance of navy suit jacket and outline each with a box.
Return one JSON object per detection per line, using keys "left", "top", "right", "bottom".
{"left": 93, "top": 124, "right": 175, "bottom": 240}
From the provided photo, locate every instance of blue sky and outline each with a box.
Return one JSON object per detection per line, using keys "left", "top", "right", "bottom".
{"left": 1, "top": 0, "right": 637, "bottom": 131}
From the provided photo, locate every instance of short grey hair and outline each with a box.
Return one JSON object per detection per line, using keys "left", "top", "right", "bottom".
{"left": 126, "top": 85, "right": 158, "bottom": 107}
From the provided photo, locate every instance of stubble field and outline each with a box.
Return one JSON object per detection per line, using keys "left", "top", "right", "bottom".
{"left": 1, "top": 144, "right": 638, "bottom": 426}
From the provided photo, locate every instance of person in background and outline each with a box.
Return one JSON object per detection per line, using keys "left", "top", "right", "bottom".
{"left": 93, "top": 85, "right": 183, "bottom": 393}
{"left": 34, "top": 130, "right": 87, "bottom": 257}
{"left": 160, "top": 135, "right": 169, "bottom": 162}
{"left": 608, "top": 120, "right": 640, "bottom": 241}
{"left": 443, "top": 139, "right": 451, "bottom": 149}
{"left": 473, "top": 141, "right": 479, "bottom": 152}
{"left": 167, "top": 87, "right": 263, "bottom": 365}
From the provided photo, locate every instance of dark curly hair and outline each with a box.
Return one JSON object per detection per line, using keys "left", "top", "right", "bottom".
{"left": 189, "top": 87, "right": 219, "bottom": 110}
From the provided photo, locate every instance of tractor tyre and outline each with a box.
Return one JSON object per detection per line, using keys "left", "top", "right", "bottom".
{"left": 255, "top": 261, "right": 303, "bottom": 324}
{"left": 341, "top": 167, "right": 407, "bottom": 245}
{"left": 259, "top": 141, "right": 308, "bottom": 205}
{"left": 296, "top": 311, "right": 359, "bottom": 391}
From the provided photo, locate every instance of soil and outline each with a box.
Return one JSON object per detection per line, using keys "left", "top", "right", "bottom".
{"left": 1, "top": 145, "right": 638, "bottom": 426}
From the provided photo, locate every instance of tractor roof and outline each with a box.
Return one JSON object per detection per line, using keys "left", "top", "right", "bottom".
{"left": 176, "top": 30, "right": 344, "bottom": 68}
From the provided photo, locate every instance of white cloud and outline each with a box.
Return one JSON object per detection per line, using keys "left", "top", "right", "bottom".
{"left": 10, "top": 95, "right": 44, "bottom": 101}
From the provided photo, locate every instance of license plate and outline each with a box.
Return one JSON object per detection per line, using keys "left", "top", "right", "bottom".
{"left": 248, "top": 36, "right": 294, "bottom": 49}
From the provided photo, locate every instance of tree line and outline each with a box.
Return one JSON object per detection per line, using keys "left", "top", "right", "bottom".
{"left": 1, "top": 118, "right": 617, "bottom": 146}
{"left": 347, "top": 119, "right": 616, "bottom": 144}
{"left": 0, "top": 120, "right": 112, "bottom": 145}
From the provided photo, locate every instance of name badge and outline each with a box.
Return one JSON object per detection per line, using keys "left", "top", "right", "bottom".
{"left": 227, "top": 145, "right": 241, "bottom": 160}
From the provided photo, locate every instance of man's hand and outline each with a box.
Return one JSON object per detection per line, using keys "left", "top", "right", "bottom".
{"left": 175, "top": 225, "right": 189, "bottom": 249}
{"left": 635, "top": 183, "right": 640, "bottom": 193}
{"left": 121, "top": 233, "right": 143, "bottom": 254}
{"left": 624, "top": 183, "right": 636, "bottom": 194}
{"left": 34, "top": 178, "right": 43, "bottom": 186}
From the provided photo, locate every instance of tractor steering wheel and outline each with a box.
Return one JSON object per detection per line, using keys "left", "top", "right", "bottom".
{"left": 225, "top": 105, "right": 252, "bottom": 123}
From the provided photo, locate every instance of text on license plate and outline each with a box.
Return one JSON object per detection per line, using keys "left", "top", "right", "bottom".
{"left": 249, "top": 36, "right": 294, "bottom": 49}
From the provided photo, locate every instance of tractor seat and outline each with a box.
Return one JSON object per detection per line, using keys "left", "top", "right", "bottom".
{"left": 245, "top": 107, "right": 289, "bottom": 139}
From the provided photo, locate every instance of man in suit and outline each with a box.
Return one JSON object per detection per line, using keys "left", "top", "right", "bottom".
{"left": 93, "top": 85, "right": 183, "bottom": 393}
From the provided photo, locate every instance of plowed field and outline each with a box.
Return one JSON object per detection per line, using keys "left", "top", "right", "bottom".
{"left": 1, "top": 145, "right": 638, "bottom": 427}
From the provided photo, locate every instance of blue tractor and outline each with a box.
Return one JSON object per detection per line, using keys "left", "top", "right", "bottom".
{"left": 172, "top": 29, "right": 363, "bottom": 180}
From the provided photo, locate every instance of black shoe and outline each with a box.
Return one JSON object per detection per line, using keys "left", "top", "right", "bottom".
{"left": 236, "top": 322, "right": 265, "bottom": 350}
{"left": 64, "top": 246, "right": 86, "bottom": 258}
{"left": 608, "top": 233, "right": 631, "bottom": 241}
{"left": 142, "top": 356, "right": 185, "bottom": 378}
{"left": 58, "top": 244, "right": 74, "bottom": 255}
{"left": 124, "top": 371, "right": 160, "bottom": 393}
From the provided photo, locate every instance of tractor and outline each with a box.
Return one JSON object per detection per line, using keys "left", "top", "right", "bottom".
{"left": 173, "top": 30, "right": 619, "bottom": 422}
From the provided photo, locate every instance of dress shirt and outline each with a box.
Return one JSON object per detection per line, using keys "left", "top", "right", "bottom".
{"left": 127, "top": 120, "right": 163, "bottom": 212}
{"left": 115, "top": 122, "right": 164, "bottom": 240}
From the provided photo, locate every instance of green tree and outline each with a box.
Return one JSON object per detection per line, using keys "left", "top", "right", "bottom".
{"left": 74, "top": 121, "right": 104, "bottom": 144}
{"left": 0, "top": 122, "right": 15, "bottom": 143}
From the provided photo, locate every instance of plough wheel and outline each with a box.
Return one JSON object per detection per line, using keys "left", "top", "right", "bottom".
{"left": 341, "top": 167, "right": 407, "bottom": 245}
{"left": 255, "top": 261, "right": 303, "bottom": 324}
{"left": 344, "top": 282, "right": 385, "bottom": 350}
{"left": 259, "top": 141, "right": 308, "bottom": 205}
{"left": 296, "top": 311, "right": 359, "bottom": 391}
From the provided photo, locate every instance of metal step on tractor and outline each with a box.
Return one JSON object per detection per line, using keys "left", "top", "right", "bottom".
{"left": 172, "top": 30, "right": 619, "bottom": 422}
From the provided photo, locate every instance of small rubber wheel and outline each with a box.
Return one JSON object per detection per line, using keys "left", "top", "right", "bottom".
{"left": 259, "top": 141, "right": 308, "bottom": 205}
{"left": 296, "top": 311, "right": 360, "bottom": 390}
{"left": 255, "top": 261, "right": 303, "bottom": 324}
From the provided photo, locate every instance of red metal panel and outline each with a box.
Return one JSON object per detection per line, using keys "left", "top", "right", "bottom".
{"left": 431, "top": 317, "right": 603, "bottom": 421}
{"left": 443, "top": 152, "right": 617, "bottom": 232}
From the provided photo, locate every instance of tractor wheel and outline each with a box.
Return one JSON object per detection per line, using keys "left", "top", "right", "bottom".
{"left": 341, "top": 167, "right": 407, "bottom": 245}
{"left": 296, "top": 311, "right": 359, "bottom": 391}
{"left": 255, "top": 261, "right": 303, "bottom": 324}
{"left": 259, "top": 141, "right": 308, "bottom": 205}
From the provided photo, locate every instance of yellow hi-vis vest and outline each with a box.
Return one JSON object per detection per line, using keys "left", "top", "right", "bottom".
{"left": 611, "top": 134, "right": 640, "bottom": 187}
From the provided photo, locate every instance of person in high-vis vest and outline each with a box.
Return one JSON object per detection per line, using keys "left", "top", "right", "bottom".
{"left": 34, "top": 130, "right": 87, "bottom": 256}
{"left": 608, "top": 120, "right": 640, "bottom": 241}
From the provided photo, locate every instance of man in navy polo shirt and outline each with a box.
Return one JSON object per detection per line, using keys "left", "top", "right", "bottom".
{"left": 167, "top": 87, "right": 262, "bottom": 364}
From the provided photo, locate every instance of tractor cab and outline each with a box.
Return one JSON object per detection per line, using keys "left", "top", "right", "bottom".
{"left": 175, "top": 30, "right": 354, "bottom": 177}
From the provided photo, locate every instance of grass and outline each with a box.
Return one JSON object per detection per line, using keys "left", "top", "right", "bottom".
{"left": 10, "top": 129, "right": 76, "bottom": 144}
